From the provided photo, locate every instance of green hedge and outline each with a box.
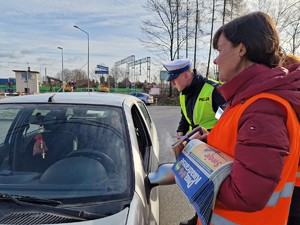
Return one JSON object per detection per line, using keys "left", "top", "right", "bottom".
{"left": 39, "top": 86, "right": 142, "bottom": 93}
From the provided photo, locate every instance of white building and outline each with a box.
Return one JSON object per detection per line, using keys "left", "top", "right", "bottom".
{"left": 13, "top": 68, "right": 40, "bottom": 94}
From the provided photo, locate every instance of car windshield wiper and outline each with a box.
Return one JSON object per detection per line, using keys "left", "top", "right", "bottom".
{"left": 0, "top": 193, "right": 62, "bottom": 205}
{"left": 0, "top": 193, "right": 105, "bottom": 220}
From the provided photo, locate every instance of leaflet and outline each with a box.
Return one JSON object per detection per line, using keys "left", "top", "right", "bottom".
{"left": 172, "top": 139, "right": 233, "bottom": 225}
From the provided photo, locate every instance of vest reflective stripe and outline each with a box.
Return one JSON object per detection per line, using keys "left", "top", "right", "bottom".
{"left": 204, "top": 93, "right": 300, "bottom": 225}
{"left": 295, "top": 169, "right": 300, "bottom": 187}
{"left": 266, "top": 182, "right": 294, "bottom": 206}
{"left": 180, "top": 82, "right": 217, "bottom": 130}
{"left": 211, "top": 214, "right": 238, "bottom": 225}
{"left": 207, "top": 182, "right": 295, "bottom": 225}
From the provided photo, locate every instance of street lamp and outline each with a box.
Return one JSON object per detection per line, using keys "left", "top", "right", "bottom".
{"left": 73, "top": 25, "right": 90, "bottom": 91}
{"left": 57, "top": 47, "right": 64, "bottom": 92}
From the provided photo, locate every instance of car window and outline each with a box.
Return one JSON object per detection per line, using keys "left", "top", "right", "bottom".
{"left": 0, "top": 104, "right": 131, "bottom": 202}
{"left": 0, "top": 107, "right": 20, "bottom": 144}
{"left": 131, "top": 105, "right": 152, "bottom": 172}
{"left": 138, "top": 102, "right": 152, "bottom": 131}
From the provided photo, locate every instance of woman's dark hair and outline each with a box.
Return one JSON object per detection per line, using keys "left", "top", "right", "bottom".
{"left": 282, "top": 54, "right": 300, "bottom": 67}
{"left": 213, "top": 12, "right": 283, "bottom": 68}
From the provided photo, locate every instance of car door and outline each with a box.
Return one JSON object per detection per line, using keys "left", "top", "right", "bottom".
{"left": 131, "top": 102, "right": 159, "bottom": 224}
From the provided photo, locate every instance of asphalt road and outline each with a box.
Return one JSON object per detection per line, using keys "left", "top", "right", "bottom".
{"left": 147, "top": 106, "right": 195, "bottom": 225}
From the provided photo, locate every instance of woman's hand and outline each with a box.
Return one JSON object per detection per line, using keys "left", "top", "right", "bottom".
{"left": 172, "top": 126, "right": 209, "bottom": 158}
{"left": 189, "top": 127, "right": 209, "bottom": 142}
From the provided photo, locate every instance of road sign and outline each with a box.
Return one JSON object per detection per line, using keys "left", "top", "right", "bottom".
{"left": 95, "top": 65, "right": 109, "bottom": 74}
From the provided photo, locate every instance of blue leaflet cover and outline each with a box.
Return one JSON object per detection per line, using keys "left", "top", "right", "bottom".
{"left": 172, "top": 153, "right": 209, "bottom": 201}
{"left": 172, "top": 139, "right": 233, "bottom": 225}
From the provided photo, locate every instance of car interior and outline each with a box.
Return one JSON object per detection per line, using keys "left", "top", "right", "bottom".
{"left": 0, "top": 105, "right": 129, "bottom": 190}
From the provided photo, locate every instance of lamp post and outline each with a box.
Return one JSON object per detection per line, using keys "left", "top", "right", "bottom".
{"left": 57, "top": 47, "right": 64, "bottom": 92}
{"left": 73, "top": 25, "right": 90, "bottom": 91}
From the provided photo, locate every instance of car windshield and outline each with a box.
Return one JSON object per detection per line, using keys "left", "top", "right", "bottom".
{"left": 0, "top": 103, "right": 132, "bottom": 202}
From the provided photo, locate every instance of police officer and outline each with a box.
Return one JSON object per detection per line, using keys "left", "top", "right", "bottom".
{"left": 163, "top": 58, "right": 225, "bottom": 225}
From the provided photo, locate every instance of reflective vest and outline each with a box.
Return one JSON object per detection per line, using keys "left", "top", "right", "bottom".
{"left": 180, "top": 82, "right": 218, "bottom": 131}
{"left": 201, "top": 93, "right": 300, "bottom": 225}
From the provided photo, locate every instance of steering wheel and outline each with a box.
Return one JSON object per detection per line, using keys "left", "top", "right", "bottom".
{"left": 66, "top": 148, "right": 115, "bottom": 175}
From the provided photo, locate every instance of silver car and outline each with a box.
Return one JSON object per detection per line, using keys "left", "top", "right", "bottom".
{"left": 0, "top": 92, "right": 174, "bottom": 225}
{"left": 129, "top": 92, "right": 154, "bottom": 105}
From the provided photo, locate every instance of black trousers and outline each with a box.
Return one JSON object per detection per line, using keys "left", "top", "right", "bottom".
{"left": 288, "top": 187, "right": 300, "bottom": 225}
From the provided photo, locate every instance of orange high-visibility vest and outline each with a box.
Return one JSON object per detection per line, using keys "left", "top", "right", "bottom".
{"left": 200, "top": 93, "right": 300, "bottom": 225}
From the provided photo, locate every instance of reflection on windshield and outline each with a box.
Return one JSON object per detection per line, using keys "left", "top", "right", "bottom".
{"left": 0, "top": 104, "right": 130, "bottom": 202}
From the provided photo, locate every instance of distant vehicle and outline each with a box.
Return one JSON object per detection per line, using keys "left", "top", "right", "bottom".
{"left": 98, "top": 86, "right": 110, "bottom": 92}
{"left": 0, "top": 92, "right": 174, "bottom": 225}
{"left": 130, "top": 92, "right": 154, "bottom": 105}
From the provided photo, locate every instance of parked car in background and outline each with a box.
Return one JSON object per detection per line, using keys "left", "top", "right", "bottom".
{"left": 129, "top": 92, "right": 154, "bottom": 105}
{"left": 0, "top": 92, "right": 174, "bottom": 225}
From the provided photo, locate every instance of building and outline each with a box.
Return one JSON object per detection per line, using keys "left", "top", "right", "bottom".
{"left": 12, "top": 67, "right": 40, "bottom": 94}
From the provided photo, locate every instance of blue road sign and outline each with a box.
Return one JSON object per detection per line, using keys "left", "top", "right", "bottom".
{"left": 95, "top": 65, "right": 109, "bottom": 74}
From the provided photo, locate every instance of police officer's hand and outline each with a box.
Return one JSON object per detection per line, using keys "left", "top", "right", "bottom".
{"left": 176, "top": 132, "right": 184, "bottom": 141}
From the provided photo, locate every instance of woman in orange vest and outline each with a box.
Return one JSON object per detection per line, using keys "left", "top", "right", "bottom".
{"left": 185, "top": 12, "right": 300, "bottom": 225}
{"left": 282, "top": 54, "right": 300, "bottom": 225}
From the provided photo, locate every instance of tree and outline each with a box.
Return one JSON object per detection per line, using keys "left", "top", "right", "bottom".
{"left": 206, "top": 0, "right": 247, "bottom": 77}
{"left": 100, "top": 76, "right": 105, "bottom": 85}
{"left": 141, "top": 0, "right": 197, "bottom": 96}
{"left": 56, "top": 68, "right": 87, "bottom": 88}
{"left": 250, "top": 0, "right": 300, "bottom": 55}
{"left": 107, "top": 75, "right": 115, "bottom": 88}
{"left": 110, "top": 65, "right": 127, "bottom": 86}
{"left": 141, "top": 0, "right": 300, "bottom": 86}
{"left": 118, "top": 77, "right": 131, "bottom": 89}
{"left": 141, "top": 0, "right": 180, "bottom": 60}
{"left": 140, "top": 0, "right": 248, "bottom": 78}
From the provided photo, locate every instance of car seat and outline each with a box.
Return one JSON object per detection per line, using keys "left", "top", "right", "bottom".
{"left": 18, "top": 112, "right": 78, "bottom": 173}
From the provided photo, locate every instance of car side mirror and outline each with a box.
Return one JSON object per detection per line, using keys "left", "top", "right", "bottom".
{"left": 148, "top": 163, "right": 175, "bottom": 186}
{"left": 144, "top": 163, "right": 175, "bottom": 203}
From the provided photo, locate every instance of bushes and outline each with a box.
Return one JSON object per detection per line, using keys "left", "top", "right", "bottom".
{"left": 153, "top": 93, "right": 180, "bottom": 106}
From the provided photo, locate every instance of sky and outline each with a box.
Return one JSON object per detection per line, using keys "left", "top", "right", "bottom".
{"left": 0, "top": 0, "right": 160, "bottom": 82}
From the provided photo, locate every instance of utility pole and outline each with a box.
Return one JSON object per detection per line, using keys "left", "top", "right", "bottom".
{"left": 57, "top": 47, "right": 64, "bottom": 92}
{"left": 176, "top": 0, "right": 180, "bottom": 59}
{"left": 74, "top": 25, "right": 90, "bottom": 91}
{"left": 186, "top": 0, "right": 189, "bottom": 58}
{"left": 193, "top": 0, "right": 199, "bottom": 69}
{"left": 206, "top": 0, "right": 216, "bottom": 77}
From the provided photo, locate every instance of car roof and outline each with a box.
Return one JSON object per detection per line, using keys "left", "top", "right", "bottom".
{"left": 0, "top": 92, "right": 137, "bottom": 107}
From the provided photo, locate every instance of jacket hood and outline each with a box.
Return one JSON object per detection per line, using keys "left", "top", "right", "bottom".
{"left": 218, "top": 63, "right": 300, "bottom": 118}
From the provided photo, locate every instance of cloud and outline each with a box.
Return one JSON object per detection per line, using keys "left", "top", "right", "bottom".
{"left": 0, "top": 0, "right": 156, "bottom": 81}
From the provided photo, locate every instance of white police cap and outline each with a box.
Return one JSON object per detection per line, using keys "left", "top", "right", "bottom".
{"left": 163, "top": 58, "right": 191, "bottom": 81}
